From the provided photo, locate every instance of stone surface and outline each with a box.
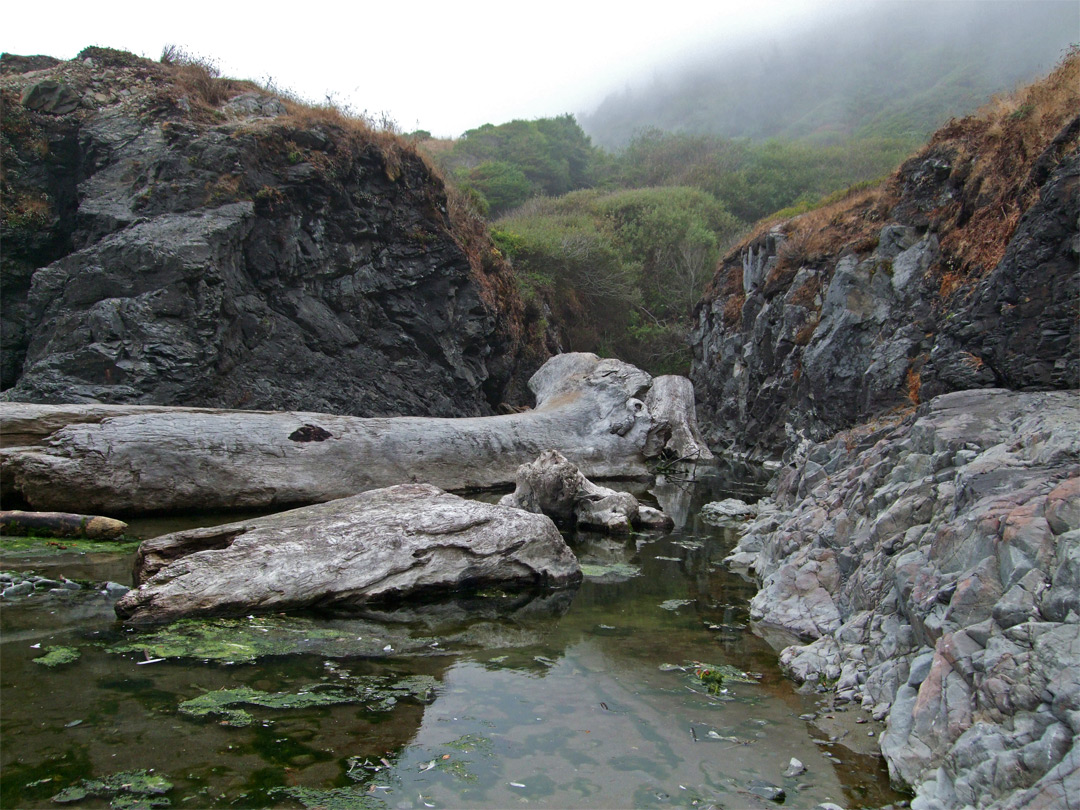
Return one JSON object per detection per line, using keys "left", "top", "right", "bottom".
{"left": 1, "top": 353, "right": 701, "bottom": 514}
{"left": 116, "top": 483, "right": 580, "bottom": 624}
{"left": 699, "top": 497, "right": 759, "bottom": 526}
{"left": 691, "top": 142, "right": 1078, "bottom": 461}
{"left": 726, "top": 388, "right": 1080, "bottom": 809}
{"left": 1, "top": 50, "right": 545, "bottom": 416}
{"left": 498, "top": 449, "right": 671, "bottom": 534}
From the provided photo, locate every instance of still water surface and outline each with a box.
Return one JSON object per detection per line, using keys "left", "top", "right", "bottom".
{"left": 1, "top": 467, "right": 902, "bottom": 809}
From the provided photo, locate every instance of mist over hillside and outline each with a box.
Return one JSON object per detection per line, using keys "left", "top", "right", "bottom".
{"left": 580, "top": 0, "right": 1077, "bottom": 148}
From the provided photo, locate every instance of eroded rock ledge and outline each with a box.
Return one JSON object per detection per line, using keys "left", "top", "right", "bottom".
{"left": 727, "top": 389, "right": 1079, "bottom": 809}
{"left": 1, "top": 353, "right": 711, "bottom": 515}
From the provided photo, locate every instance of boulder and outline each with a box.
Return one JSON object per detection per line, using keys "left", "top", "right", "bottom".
{"left": 115, "top": 483, "right": 580, "bottom": 624}
{"left": 20, "top": 80, "right": 80, "bottom": 114}
{"left": 1, "top": 353, "right": 707, "bottom": 515}
{"left": 498, "top": 450, "right": 672, "bottom": 534}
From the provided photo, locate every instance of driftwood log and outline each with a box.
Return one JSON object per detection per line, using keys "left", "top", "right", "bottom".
{"left": 115, "top": 483, "right": 580, "bottom": 624}
{"left": 1, "top": 353, "right": 712, "bottom": 515}
{"left": 499, "top": 450, "right": 673, "bottom": 534}
{"left": 0, "top": 510, "right": 128, "bottom": 539}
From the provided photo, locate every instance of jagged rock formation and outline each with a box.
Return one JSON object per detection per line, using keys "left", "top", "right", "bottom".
{"left": 1, "top": 47, "right": 546, "bottom": 417}
{"left": 1, "top": 353, "right": 710, "bottom": 515}
{"left": 691, "top": 54, "right": 1079, "bottom": 460}
{"left": 727, "top": 389, "right": 1079, "bottom": 808}
{"left": 116, "top": 483, "right": 580, "bottom": 624}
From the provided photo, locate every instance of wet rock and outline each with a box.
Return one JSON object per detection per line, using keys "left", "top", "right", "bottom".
{"left": 748, "top": 780, "right": 786, "bottom": 802}
{"left": 116, "top": 483, "right": 580, "bottom": 624}
{"left": 726, "top": 389, "right": 1080, "bottom": 808}
{"left": 2, "top": 581, "right": 34, "bottom": 599}
{"left": 784, "top": 757, "right": 806, "bottom": 777}
{"left": 700, "top": 497, "right": 759, "bottom": 526}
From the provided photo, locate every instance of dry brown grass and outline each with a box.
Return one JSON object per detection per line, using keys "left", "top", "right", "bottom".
{"left": 703, "top": 49, "right": 1079, "bottom": 318}
{"left": 927, "top": 49, "right": 1079, "bottom": 291}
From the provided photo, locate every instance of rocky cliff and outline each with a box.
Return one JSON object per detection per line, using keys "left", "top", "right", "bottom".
{"left": 727, "top": 390, "right": 1079, "bottom": 809}
{"left": 698, "top": 53, "right": 1080, "bottom": 810}
{"left": 1, "top": 48, "right": 547, "bottom": 416}
{"left": 691, "top": 52, "right": 1079, "bottom": 460}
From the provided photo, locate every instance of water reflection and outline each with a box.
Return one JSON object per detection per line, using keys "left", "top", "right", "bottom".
{"left": 0, "top": 466, "right": 903, "bottom": 809}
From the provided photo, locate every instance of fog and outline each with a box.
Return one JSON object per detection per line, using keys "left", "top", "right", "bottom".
{"left": 579, "top": 0, "right": 1078, "bottom": 147}
{"left": 2, "top": 1, "right": 1075, "bottom": 141}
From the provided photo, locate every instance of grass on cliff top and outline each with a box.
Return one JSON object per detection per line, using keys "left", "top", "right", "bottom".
{"left": 706, "top": 47, "right": 1080, "bottom": 304}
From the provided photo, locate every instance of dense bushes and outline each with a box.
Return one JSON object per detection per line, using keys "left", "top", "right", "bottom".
{"left": 493, "top": 187, "right": 742, "bottom": 374}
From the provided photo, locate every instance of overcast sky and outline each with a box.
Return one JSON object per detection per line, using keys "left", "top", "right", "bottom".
{"left": 2, "top": 0, "right": 866, "bottom": 137}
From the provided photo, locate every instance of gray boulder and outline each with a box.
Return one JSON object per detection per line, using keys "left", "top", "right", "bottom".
{"left": 116, "top": 483, "right": 580, "bottom": 624}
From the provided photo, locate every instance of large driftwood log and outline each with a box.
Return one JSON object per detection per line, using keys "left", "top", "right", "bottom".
{"left": 1, "top": 353, "right": 712, "bottom": 515}
{"left": 116, "top": 483, "right": 580, "bottom": 624}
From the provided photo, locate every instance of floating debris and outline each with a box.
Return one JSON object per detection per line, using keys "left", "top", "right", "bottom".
{"left": 579, "top": 563, "right": 641, "bottom": 581}
{"left": 659, "top": 599, "right": 693, "bottom": 611}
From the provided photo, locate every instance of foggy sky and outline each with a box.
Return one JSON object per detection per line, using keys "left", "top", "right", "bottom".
{"left": 2, "top": 1, "right": 1074, "bottom": 139}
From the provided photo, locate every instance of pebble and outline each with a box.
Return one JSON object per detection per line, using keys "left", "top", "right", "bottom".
{"left": 784, "top": 757, "right": 806, "bottom": 777}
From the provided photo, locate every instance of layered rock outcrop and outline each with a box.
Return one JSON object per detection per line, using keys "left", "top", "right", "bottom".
{"left": 727, "top": 389, "right": 1079, "bottom": 808}
{"left": 691, "top": 56, "right": 1079, "bottom": 460}
{"left": 1, "top": 47, "right": 545, "bottom": 416}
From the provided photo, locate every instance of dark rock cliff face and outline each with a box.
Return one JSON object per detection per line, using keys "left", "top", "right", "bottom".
{"left": 690, "top": 59, "right": 1079, "bottom": 460}
{"left": 1, "top": 49, "right": 544, "bottom": 416}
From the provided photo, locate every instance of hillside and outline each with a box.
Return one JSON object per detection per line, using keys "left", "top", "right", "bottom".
{"left": 580, "top": 1, "right": 1077, "bottom": 148}
{"left": 691, "top": 49, "right": 1080, "bottom": 458}
{"left": 1, "top": 48, "right": 548, "bottom": 416}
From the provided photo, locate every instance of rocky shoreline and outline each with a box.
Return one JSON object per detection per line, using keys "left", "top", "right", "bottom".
{"left": 725, "top": 388, "right": 1079, "bottom": 808}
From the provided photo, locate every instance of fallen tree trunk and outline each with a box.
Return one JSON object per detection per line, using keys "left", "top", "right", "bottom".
{"left": 0, "top": 510, "right": 128, "bottom": 539}
{"left": 116, "top": 483, "right": 580, "bottom": 624}
{"left": 1, "top": 353, "right": 712, "bottom": 515}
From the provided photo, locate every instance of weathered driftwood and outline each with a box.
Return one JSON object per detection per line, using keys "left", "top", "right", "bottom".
{"left": 0, "top": 510, "right": 128, "bottom": 539}
{"left": 115, "top": 483, "right": 580, "bottom": 624}
{"left": 1, "top": 353, "right": 712, "bottom": 515}
{"left": 499, "top": 450, "right": 673, "bottom": 534}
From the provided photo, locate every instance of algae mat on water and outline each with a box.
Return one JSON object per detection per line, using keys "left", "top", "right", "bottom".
{"left": 109, "top": 615, "right": 441, "bottom": 663}
{"left": 178, "top": 673, "right": 439, "bottom": 727}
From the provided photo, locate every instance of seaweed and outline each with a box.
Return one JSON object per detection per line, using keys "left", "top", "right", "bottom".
{"left": 51, "top": 770, "right": 171, "bottom": 809}
{"left": 33, "top": 646, "right": 81, "bottom": 667}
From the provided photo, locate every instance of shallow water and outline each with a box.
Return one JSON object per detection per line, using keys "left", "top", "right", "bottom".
{"left": 1, "top": 465, "right": 903, "bottom": 809}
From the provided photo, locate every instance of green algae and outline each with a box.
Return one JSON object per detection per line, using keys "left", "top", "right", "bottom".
{"left": 179, "top": 674, "right": 439, "bottom": 727}
{"left": 110, "top": 615, "right": 362, "bottom": 663}
{"left": 51, "top": 770, "right": 171, "bottom": 808}
{"left": 579, "top": 563, "right": 641, "bottom": 580}
{"left": 0, "top": 535, "right": 142, "bottom": 555}
{"left": 109, "top": 615, "right": 443, "bottom": 663}
{"left": 33, "top": 645, "right": 81, "bottom": 667}
{"left": 179, "top": 686, "right": 360, "bottom": 727}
